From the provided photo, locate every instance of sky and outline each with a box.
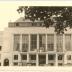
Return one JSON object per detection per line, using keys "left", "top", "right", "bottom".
{"left": 0, "top": 2, "right": 22, "bottom": 31}
{"left": 0, "top": 1, "right": 72, "bottom": 31}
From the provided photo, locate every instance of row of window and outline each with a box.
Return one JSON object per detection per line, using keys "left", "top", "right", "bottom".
{"left": 13, "top": 54, "right": 63, "bottom": 66}
{"left": 13, "top": 54, "right": 72, "bottom": 66}
{"left": 9, "top": 22, "right": 44, "bottom": 27}
{"left": 13, "top": 62, "right": 64, "bottom": 66}
{"left": 14, "top": 34, "right": 72, "bottom": 52}
{"left": 14, "top": 54, "right": 72, "bottom": 61}
{"left": 13, "top": 54, "right": 63, "bottom": 60}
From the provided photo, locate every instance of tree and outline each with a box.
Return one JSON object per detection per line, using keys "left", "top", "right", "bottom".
{"left": 17, "top": 6, "right": 72, "bottom": 34}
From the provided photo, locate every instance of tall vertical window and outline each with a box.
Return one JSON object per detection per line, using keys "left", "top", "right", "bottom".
{"left": 56, "top": 35, "right": 63, "bottom": 52}
{"left": 21, "top": 54, "right": 27, "bottom": 60}
{"left": 39, "top": 55, "right": 46, "bottom": 66}
{"left": 47, "top": 34, "right": 54, "bottom": 51}
{"left": 30, "top": 34, "right": 37, "bottom": 51}
{"left": 67, "top": 55, "right": 71, "bottom": 60}
{"left": 22, "top": 34, "right": 29, "bottom": 52}
{"left": 48, "top": 54, "right": 55, "bottom": 60}
{"left": 58, "top": 55, "right": 63, "bottom": 60}
{"left": 65, "top": 34, "right": 71, "bottom": 51}
{"left": 0, "top": 46, "right": 2, "bottom": 51}
{"left": 39, "top": 34, "right": 46, "bottom": 52}
{"left": 14, "top": 34, "right": 20, "bottom": 51}
{"left": 29, "top": 55, "right": 36, "bottom": 60}
{"left": 14, "top": 55, "right": 18, "bottom": 60}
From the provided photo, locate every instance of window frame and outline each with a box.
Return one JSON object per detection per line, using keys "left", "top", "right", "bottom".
{"left": 14, "top": 55, "right": 18, "bottom": 60}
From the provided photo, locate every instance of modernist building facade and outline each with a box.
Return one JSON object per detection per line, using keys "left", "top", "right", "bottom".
{"left": 0, "top": 17, "right": 72, "bottom": 66}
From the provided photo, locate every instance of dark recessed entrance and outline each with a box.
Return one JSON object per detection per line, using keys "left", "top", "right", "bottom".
{"left": 3, "top": 59, "right": 9, "bottom": 66}
{"left": 39, "top": 55, "right": 46, "bottom": 66}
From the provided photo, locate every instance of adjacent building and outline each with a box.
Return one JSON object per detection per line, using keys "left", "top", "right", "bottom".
{"left": 0, "top": 17, "right": 72, "bottom": 66}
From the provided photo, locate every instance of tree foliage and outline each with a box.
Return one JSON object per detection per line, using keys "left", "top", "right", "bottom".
{"left": 17, "top": 6, "right": 72, "bottom": 34}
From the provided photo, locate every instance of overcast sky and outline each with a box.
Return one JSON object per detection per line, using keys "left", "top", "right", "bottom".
{"left": 0, "top": 2, "right": 22, "bottom": 31}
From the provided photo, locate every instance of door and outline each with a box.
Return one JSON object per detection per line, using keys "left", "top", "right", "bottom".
{"left": 3, "top": 59, "right": 9, "bottom": 66}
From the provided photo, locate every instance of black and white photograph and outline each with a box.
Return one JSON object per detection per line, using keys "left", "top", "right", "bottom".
{"left": 0, "top": 1, "right": 72, "bottom": 72}
{"left": 1, "top": 5, "right": 72, "bottom": 66}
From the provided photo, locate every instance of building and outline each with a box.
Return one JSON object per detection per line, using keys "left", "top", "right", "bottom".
{"left": 0, "top": 17, "right": 72, "bottom": 66}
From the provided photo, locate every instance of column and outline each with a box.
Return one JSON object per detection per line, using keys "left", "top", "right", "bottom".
{"left": 19, "top": 34, "right": 22, "bottom": 65}
{"left": 11, "top": 35, "right": 14, "bottom": 66}
{"left": 36, "top": 54, "right": 39, "bottom": 66}
{"left": 71, "top": 34, "right": 72, "bottom": 51}
{"left": 54, "top": 34, "right": 56, "bottom": 52}
{"left": 64, "top": 54, "right": 67, "bottom": 65}
{"left": 37, "top": 34, "right": 39, "bottom": 52}
{"left": 27, "top": 53, "right": 29, "bottom": 63}
{"left": 36, "top": 34, "right": 39, "bottom": 66}
{"left": 55, "top": 54, "right": 58, "bottom": 66}
{"left": 46, "top": 34, "right": 47, "bottom": 51}
{"left": 63, "top": 34, "right": 65, "bottom": 65}
{"left": 18, "top": 53, "right": 22, "bottom": 66}
{"left": 63, "top": 34, "right": 65, "bottom": 52}
{"left": 46, "top": 53, "right": 48, "bottom": 65}
{"left": 29, "top": 34, "right": 30, "bottom": 52}
{"left": 46, "top": 34, "right": 48, "bottom": 65}
{"left": 20, "top": 34, "right": 22, "bottom": 52}
{"left": 11, "top": 34, "right": 14, "bottom": 51}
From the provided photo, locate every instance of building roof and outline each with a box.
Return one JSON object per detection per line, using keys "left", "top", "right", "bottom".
{"left": 15, "top": 17, "right": 32, "bottom": 22}
{"left": 15, "top": 17, "right": 43, "bottom": 23}
{"left": 8, "top": 17, "right": 44, "bottom": 27}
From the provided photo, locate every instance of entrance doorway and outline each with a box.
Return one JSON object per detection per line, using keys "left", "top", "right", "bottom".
{"left": 39, "top": 55, "right": 46, "bottom": 66}
{"left": 3, "top": 59, "right": 9, "bottom": 66}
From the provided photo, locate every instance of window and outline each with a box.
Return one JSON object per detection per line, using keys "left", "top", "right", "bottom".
{"left": 65, "top": 34, "right": 71, "bottom": 51}
{"left": 16, "top": 23, "right": 19, "bottom": 27}
{"left": 31, "top": 63, "right": 36, "bottom": 66}
{"left": 39, "top": 34, "right": 46, "bottom": 52}
{"left": 14, "top": 34, "right": 20, "bottom": 51}
{"left": 22, "top": 35, "right": 29, "bottom": 52}
{"left": 21, "top": 55, "right": 27, "bottom": 60}
{"left": 47, "top": 34, "right": 54, "bottom": 51}
{"left": 39, "top": 55, "right": 46, "bottom": 66}
{"left": 13, "top": 62, "right": 18, "bottom": 66}
{"left": 14, "top": 55, "right": 18, "bottom": 60}
{"left": 58, "top": 63, "right": 63, "bottom": 66}
{"left": 67, "top": 55, "right": 71, "bottom": 60}
{"left": 30, "top": 34, "right": 37, "bottom": 51}
{"left": 30, "top": 55, "right": 36, "bottom": 60}
{"left": 56, "top": 35, "right": 63, "bottom": 52}
{"left": 3, "top": 59, "right": 9, "bottom": 66}
{"left": 48, "top": 54, "right": 55, "bottom": 60}
{"left": 0, "top": 63, "right": 1, "bottom": 66}
{"left": 58, "top": 55, "right": 63, "bottom": 60}
{"left": 32, "top": 23, "right": 37, "bottom": 26}
{"left": 48, "top": 63, "right": 54, "bottom": 66}
{"left": 0, "top": 46, "right": 2, "bottom": 51}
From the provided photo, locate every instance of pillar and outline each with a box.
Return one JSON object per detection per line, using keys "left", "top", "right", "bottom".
{"left": 29, "top": 34, "right": 30, "bottom": 52}
{"left": 55, "top": 54, "right": 58, "bottom": 66}
{"left": 54, "top": 34, "right": 56, "bottom": 52}
{"left": 63, "top": 34, "right": 65, "bottom": 52}
{"left": 37, "top": 34, "right": 39, "bottom": 52}
{"left": 27, "top": 53, "right": 29, "bottom": 63}
{"left": 46, "top": 34, "right": 47, "bottom": 51}
{"left": 36, "top": 54, "right": 39, "bottom": 66}
{"left": 19, "top": 34, "right": 22, "bottom": 66}
{"left": 20, "top": 34, "right": 22, "bottom": 52}
{"left": 46, "top": 53, "right": 48, "bottom": 65}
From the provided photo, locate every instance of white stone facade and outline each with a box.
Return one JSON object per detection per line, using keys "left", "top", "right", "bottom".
{"left": 0, "top": 17, "right": 72, "bottom": 66}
